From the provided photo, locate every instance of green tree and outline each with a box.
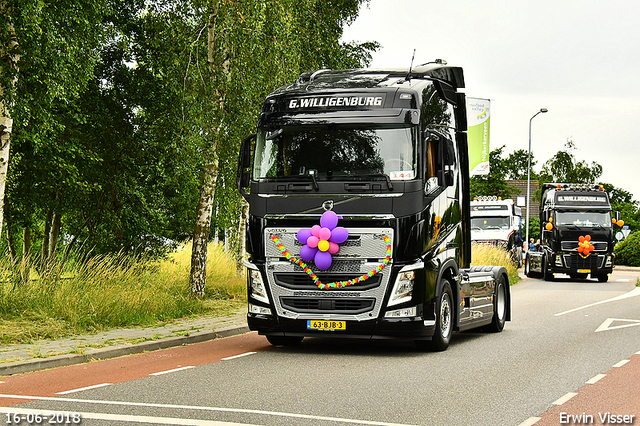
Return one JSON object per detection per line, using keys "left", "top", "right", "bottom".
{"left": 186, "top": 0, "right": 378, "bottom": 297}
{"left": 504, "top": 149, "right": 537, "bottom": 180}
{"left": 1, "top": 0, "right": 111, "bottom": 269}
{"left": 470, "top": 145, "right": 519, "bottom": 199}
{"left": 539, "top": 139, "right": 603, "bottom": 184}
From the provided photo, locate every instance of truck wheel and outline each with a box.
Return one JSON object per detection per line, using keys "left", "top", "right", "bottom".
{"left": 524, "top": 255, "right": 532, "bottom": 277}
{"left": 595, "top": 274, "right": 609, "bottom": 283}
{"left": 266, "top": 335, "right": 304, "bottom": 346}
{"left": 487, "top": 274, "right": 507, "bottom": 332}
{"left": 419, "top": 280, "right": 453, "bottom": 352}
{"left": 543, "top": 256, "right": 554, "bottom": 281}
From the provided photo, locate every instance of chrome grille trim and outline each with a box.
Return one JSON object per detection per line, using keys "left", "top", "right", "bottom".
{"left": 265, "top": 227, "right": 394, "bottom": 321}
{"left": 561, "top": 241, "right": 608, "bottom": 252}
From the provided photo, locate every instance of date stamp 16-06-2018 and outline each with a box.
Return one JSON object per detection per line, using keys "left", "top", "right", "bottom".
{"left": 4, "top": 412, "right": 82, "bottom": 425}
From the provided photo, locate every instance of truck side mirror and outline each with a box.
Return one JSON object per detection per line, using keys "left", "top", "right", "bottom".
{"left": 237, "top": 134, "right": 256, "bottom": 201}
{"left": 444, "top": 169, "right": 454, "bottom": 187}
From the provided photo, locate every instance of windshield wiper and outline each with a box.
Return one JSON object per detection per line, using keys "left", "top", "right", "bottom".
{"left": 266, "top": 174, "right": 319, "bottom": 191}
{"left": 358, "top": 174, "right": 394, "bottom": 190}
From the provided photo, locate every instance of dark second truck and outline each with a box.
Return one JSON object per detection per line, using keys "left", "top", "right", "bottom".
{"left": 525, "top": 183, "right": 622, "bottom": 282}
{"left": 237, "top": 63, "right": 510, "bottom": 351}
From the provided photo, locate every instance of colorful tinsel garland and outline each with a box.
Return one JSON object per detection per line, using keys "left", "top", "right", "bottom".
{"left": 271, "top": 234, "right": 391, "bottom": 289}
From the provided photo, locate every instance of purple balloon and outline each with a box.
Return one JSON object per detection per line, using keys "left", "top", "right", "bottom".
{"left": 329, "top": 227, "right": 348, "bottom": 244}
{"left": 299, "top": 245, "right": 317, "bottom": 261}
{"left": 314, "top": 250, "right": 333, "bottom": 270}
{"left": 297, "top": 228, "right": 312, "bottom": 244}
{"left": 320, "top": 211, "right": 338, "bottom": 230}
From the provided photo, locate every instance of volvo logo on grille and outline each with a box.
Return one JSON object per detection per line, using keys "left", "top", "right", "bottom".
{"left": 322, "top": 200, "right": 334, "bottom": 211}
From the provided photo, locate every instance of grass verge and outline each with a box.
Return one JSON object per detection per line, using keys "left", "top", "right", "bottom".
{"left": 0, "top": 242, "right": 246, "bottom": 345}
{"left": 471, "top": 243, "right": 521, "bottom": 285}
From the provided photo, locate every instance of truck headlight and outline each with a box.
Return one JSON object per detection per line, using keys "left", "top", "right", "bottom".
{"left": 604, "top": 255, "right": 613, "bottom": 268}
{"left": 385, "top": 306, "right": 417, "bottom": 318}
{"left": 247, "top": 268, "right": 269, "bottom": 304}
{"left": 249, "top": 303, "right": 272, "bottom": 315}
{"left": 555, "top": 254, "right": 563, "bottom": 267}
{"left": 388, "top": 270, "right": 415, "bottom": 307}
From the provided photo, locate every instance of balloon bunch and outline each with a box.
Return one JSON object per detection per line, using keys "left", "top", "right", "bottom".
{"left": 577, "top": 235, "right": 594, "bottom": 258}
{"left": 296, "top": 211, "right": 349, "bottom": 270}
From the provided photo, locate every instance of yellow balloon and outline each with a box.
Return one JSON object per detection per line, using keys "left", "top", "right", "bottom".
{"left": 318, "top": 240, "right": 330, "bottom": 252}
{"left": 545, "top": 222, "right": 553, "bottom": 231}
{"left": 617, "top": 220, "right": 625, "bottom": 227}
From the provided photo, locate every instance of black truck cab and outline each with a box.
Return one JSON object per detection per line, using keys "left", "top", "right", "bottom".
{"left": 525, "top": 183, "right": 621, "bottom": 282}
{"left": 237, "top": 65, "right": 510, "bottom": 351}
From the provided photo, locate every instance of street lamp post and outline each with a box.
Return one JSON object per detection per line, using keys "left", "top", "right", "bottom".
{"left": 526, "top": 108, "right": 548, "bottom": 252}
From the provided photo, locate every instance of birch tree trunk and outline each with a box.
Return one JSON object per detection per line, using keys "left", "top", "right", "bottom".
{"left": 0, "top": 118, "right": 11, "bottom": 237}
{"left": 189, "top": 2, "right": 228, "bottom": 298}
{"left": 0, "top": 4, "right": 19, "bottom": 238}
{"left": 190, "top": 160, "right": 218, "bottom": 297}
{"left": 236, "top": 198, "right": 249, "bottom": 274}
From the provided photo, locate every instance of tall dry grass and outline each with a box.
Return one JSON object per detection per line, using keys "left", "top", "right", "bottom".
{"left": 0, "top": 242, "right": 246, "bottom": 344}
{"left": 471, "top": 243, "right": 521, "bottom": 285}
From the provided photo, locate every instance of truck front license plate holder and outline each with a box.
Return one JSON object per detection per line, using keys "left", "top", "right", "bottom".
{"left": 307, "top": 320, "right": 346, "bottom": 331}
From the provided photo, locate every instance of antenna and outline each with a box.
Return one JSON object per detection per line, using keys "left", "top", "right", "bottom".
{"left": 406, "top": 49, "right": 416, "bottom": 80}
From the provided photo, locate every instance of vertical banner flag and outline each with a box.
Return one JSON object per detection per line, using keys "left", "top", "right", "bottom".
{"left": 467, "top": 97, "right": 491, "bottom": 175}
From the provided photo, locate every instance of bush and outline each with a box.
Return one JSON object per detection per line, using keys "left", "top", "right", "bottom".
{"left": 614, "top": 231, "right": 640, "bottom": 266}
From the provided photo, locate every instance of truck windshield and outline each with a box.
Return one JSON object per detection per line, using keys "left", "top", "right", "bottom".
{"left": 471, "top": 217, "right": 511, "bottom": 230}
{"left": 253, "top": 125, "right": 418, "bottom": 181}
{"left": 555, "top": 211, "right": 612, "bottom": 227}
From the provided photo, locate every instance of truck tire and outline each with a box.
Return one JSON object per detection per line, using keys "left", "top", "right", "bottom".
{"left": 266, "top": 335, "right": 304, "bottom": 346}
{"left": 487, "top": 274, "right": 507, "bottom": 332}
{"left": 418, "top": 280, "right": 454, "bottom": 352}
{"left": 543, "top": 256, "right": 554, "bottom": 281}
{"left": 525, "top": 254, "right": 540, "bottom": 278}
{"left": 524, "top": 255, "right": 532, "bottom": 277}
{"left": 595, "top": 274, "right": 609, "bottom": 283}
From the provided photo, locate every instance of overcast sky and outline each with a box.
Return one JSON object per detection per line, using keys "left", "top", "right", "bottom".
{"left": 342, "top": 0, "right": 640, "bottom": 200}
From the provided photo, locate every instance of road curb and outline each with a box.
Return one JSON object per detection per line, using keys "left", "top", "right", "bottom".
{"left": 0, "top": 325, "right": 250, "bottom": 376}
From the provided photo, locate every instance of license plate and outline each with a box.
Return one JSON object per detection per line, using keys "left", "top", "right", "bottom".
{"left": 307, "top": 320, "right": 346, "bottom": 331}
{"left": 577, "top": 269, "right": 591, "bottom": 273}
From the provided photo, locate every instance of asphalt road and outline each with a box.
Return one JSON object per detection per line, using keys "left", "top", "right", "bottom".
{"left": 1, "top": 269, "right": 639, "bottom": 426}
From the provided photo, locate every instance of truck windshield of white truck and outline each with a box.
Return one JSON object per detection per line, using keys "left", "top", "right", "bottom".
{"left": 471, "top": 217, "right": 511, "bottom": 230}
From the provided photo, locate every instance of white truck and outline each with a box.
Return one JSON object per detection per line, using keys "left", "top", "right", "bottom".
{"left": 470, "top": 197, "right": 523, "bottom": 266}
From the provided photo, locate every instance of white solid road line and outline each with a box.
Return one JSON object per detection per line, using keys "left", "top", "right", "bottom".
{"left": 0, "top": 394, "right": 419, "bottom": 426}
{"left": 555, "top": 287, "right": 640, "bottom": 316}
{"left": 221, "top": 352, "right": 257, "bottom": 361}
{"left": 0, "top": 407, "right": 256, "bottom": 426}
{"left": 595, "top": 318, "right": 640, "bottom": 332}
{"left": 55, "top": 383, "right": 112, "bottom": 395}
{"left": 149, "top": 366, "right": 195, "bottom": 376}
